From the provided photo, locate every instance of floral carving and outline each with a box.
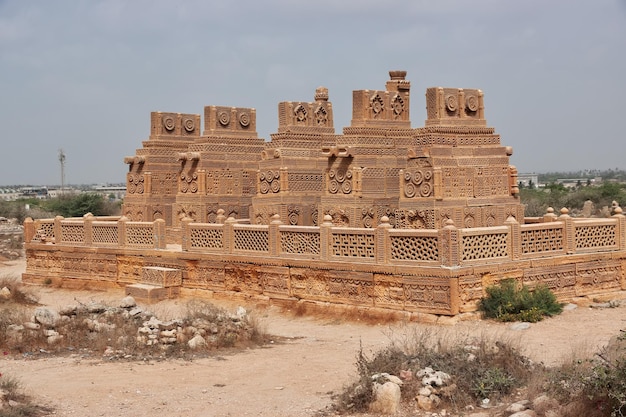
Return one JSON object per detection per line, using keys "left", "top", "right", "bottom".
{"left": 445, "top": 94, "right": 458, "bottom": 112}
{"left": 239, "top": 112, "right": 250, "bottom": 127}
{"left": 328, "top": 169, "right": 353, "bottom": 194}
{"left": 370, "top": 94, "right": 384, "bottom": 117}
{"left": 180, "top": 171, "right": 198, "bottom": 193}
{"left": 294, "top": 105, "right": 307, "bottom": 123}
{"left": 182, "top": 117, "right": 195, "bottom": 132}
{"left": 466, "top": 94, "right": 479, "bottom": 112}
{"left": 402, "top": 169, "right": 433, "bottom": 198}
{"left": 127, "top": 174, "right": 144, "bottom": 194}
{"left": 218, "top": 111, "right": 230, "bottom": 126}
{"left": 392, "top": 94, "right": 404, "bottom": 118}
{"left": 163, "top": 116, "right": 175, "bottom": 131}
{"left": 259, "top": 170, "right": 280, "bottom": 194}
{"left": 314, "top": 105, "right": 328, "bottom": 126}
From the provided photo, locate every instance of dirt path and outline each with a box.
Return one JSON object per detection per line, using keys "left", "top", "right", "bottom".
{"left": 2, "top": 259, "right": 626, "bottom": 416}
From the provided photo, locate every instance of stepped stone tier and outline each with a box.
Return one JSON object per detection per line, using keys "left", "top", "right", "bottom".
{"left": 23, "top": 71, "right": 626, "bottom": 316}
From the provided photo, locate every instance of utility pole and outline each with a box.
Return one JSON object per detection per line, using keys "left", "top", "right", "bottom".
{"left": 58, "top": 149, "right": 66, "bottom": 197}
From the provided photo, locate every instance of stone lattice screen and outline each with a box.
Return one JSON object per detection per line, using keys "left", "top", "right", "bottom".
{"left": 574, "top": 219, "right": 618, "bottom": 251}
{"left": 91, "top": 221, "right": 119, "bottom": 245}
{"left": 279, "top": 226, "right": 321, "bottom": 256}
{"left": 59, "top": 221, "right": 85, "bottom": 245}
{"left": 388, "top": 229, "right": 440, "bottom": 262}
{"left": 188, "top": 224, "right": 224, "bottom": 250}
{"left": 331, "top": 229, "right": 376, "bottom": 259}
{"left": 460, "top": 226, "right": 510, "bottom": 262}
{"left": 124, "top": 222, "right": 156, "bottom": 247}
{"left": 233, "top": 225, "right": 269, "bottom": 253}
{"left": 520, "top": 222, "right": 565, "bottom": 256}
{"left": 33, "top": 219, "right": 55, "bottom": 240}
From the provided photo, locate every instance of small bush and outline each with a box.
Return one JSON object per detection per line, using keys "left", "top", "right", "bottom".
{"left": 479, "top": 279, "right": 563, "bottom": 322}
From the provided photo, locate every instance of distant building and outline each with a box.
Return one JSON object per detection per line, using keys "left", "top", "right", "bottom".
{"left": 93, "top": 185, "right": 126, "bottom": 200}
{"left": 518, "top": 173, "right": 539, "bottom": 188}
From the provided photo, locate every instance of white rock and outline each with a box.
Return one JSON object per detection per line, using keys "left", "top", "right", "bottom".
{"left": 188, "top": 334, "right": 207, "bottom": 350}
{"left": 47, "top": 334, "right": 63, "bottom": 345}
{"left": 120, "top": 296, "right": 136, "bottom": 308}
{"left": 23, "top": 321, "right": 40, "bottom": 330}
{"left": 370, "top": 381, "right": 401, "bottom": 414}
{"left": 510, "top": 322, "right": 531, "bottom": 331}
{"left": 34, "top": 307, "right": 61, "bottom": 327}
{"left": 235, "top": 306, "right": 247, "bottom": 320}
{"left": 59, "top": 305, "right": 78, "bottom": 316}
{"left": 507, "top": 401, "right": 529, "bottom": 413}
{"left": 0, "top": 286, "right": 11, "bottom": 300}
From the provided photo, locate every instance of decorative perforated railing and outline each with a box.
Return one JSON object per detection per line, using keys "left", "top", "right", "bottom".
{"left": 279, "top": 226, "right": 320, "bottom": 256}
{"left": 34, "top": 219, "right": 55, "bottom": 239}
{"left": 189, "top": 224, "right": 224, "bottom": 250}
{"left": 92, "top": 222, "right": 119, "bottom": 245}
{"left": 520, "top": 223, "right": 565, "bottom": 255}
{"left": 59, "top": 221, "right": 85, "bottom": 244}
{"left": 125, "top": 222, "right": 155, "bottom": 248}
{"left": 461, "top": 227, "right": 509, "bottom": 261}
{"left": 389, "top": 229, "right": 439, "bottom": 262}
{"left": 233, "top": 225, "right": 269, "bottom": 252}
{"left": 574, "top": 219, "right": 618, "bottom": 250}
{"left": 24, "top": 213, "right": 626, "bottom": 268}
{"left": 331, "top": 229, "right": 375, "bottom": 259}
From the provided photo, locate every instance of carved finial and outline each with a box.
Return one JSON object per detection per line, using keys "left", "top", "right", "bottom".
{"left": 322, "top": 214, "right": 333, "bottom": 226}
{"left": 314, "top": 87, "right": 329, "bottom": 102}
{"left": 443, "top": 218, "right": 455, "bottom": 229}
{"left": 270, "top": 214, "right": 282, "bottom": 224}
{"left": 389, "top": 70, "right": 407, "bottom": 80}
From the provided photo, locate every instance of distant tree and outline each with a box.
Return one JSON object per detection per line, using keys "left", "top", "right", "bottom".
{"left": 43, "top": 193, "right": 107, "bottom": 217}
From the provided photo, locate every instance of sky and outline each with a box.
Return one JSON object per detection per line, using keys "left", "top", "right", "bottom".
{"left": 1, "top": 0, "right": 625, "bottom": 186}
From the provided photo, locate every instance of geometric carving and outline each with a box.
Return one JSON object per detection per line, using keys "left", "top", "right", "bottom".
{"left": 401, "top": 169, "right": 433, "bottom": 198}
{"left": 328, "top": 169, "right": 353, "bottom": 195}
{"left": 259, "top": 170, "right": 281, "bottom": 194}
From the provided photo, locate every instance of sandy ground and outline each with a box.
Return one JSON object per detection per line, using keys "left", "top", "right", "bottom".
{"left": 2, "top": 259, "right": 626, "bottom": 417}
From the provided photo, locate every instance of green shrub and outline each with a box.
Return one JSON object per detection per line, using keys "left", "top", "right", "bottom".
{"left": 478, "top": 279, "right": 563, "bottom": 322}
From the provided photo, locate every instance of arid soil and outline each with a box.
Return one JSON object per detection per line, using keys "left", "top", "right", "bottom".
{"left": 2, "top": 258, "right": 626, "bottom": 417}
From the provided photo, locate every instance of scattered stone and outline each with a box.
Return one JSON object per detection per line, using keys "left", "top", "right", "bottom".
{"left": 509, "top": 322, "right": 531, "bottom": 331}
{"left": 34, "top": 307, "right": 61, "bottom": 327}
{"left": 562, "top": 303, "right": 578, "bottom": 311}
{"left": 509, "top": 411, "right": 538, "bottom": 417}
{"left": 120, "top": 295, "right": 136, "bottom": 308}
{"left": 59, "top": 305, "right": 78, "bottom": 316}
{"left": 506, "top": 400, "right": 530, "bottom": 413}
{"left": 23, "top": 321, "right": 40, "bottom": 330}
{"left": 0, "top": 286, "right": 11, "bottom": 300}
{"left": 188, "top": 334, "right": 207, "bottom": 350}
{"left": 86, "top": 303, "right": 107, "bottom": 314}
{"left": 370, "top": 381, "right": 401, "bottom": 414}
{"left": 532, "top": 394, "right": 559, "bottom": 415}
{"left": 128, "top": 307, "right": 143, "bottom": 316}
{"left": 417, "top": 367, "right": 451, "bottom": 387}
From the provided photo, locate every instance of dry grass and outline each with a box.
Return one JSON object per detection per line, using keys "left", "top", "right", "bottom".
{"left": 332, "top": 326, "right": 534, "bottom": 414}
{"left": 0, "top": 374, "right": 53, "bottom": 417}
{"left": 0, "top": 274, "right": 39, "bottom": 306}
